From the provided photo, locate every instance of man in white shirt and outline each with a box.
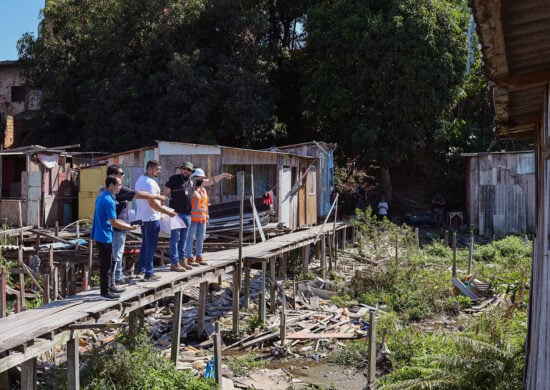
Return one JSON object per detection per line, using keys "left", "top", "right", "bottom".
{"left": 135, "top": 160, "right": 176, "bottom": 280}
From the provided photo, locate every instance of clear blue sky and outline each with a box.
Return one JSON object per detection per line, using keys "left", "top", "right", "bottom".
{"left": 0, "top": 1, "right": 44, "bottom": 61}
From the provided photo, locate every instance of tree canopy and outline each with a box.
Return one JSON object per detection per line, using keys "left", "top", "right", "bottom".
{"left": 302, "top": 0, "right": 469, "bottom": 168}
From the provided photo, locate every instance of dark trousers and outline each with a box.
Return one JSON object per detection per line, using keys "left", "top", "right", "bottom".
{"left": 97, "top": 241, "right": 113, "bottom": 295}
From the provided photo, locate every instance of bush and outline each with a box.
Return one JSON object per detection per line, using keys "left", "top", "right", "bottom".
{"left": 81, "top": 331, "right": 216, "bottom": 390}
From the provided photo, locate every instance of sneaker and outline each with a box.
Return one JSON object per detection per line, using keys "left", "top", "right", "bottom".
{"left": 179, "top": 259, "right": 193, "bottom": 270}
{"left": 144, "top": 273, "right": 161, "bottom": 281}
{"left": 170, "top": 264, "right": 186, "bottom": 272}
{"left": 115, "top": 279, "right": 126, "bottom": 286}
{"left": 110, "top": 286, "right": 126, "bottom": 294}
{"left": 195, "top": 255, "right": 208, "bottom": 265}
{"left": 101, "top": 292, "right": 120, "bottom": 300}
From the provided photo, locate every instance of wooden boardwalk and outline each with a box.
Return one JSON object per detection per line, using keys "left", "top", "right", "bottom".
{"left": 0, "top": 222, "right": 348, "bottom": 388}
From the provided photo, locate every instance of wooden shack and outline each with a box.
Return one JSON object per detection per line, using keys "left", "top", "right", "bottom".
{"left": 0, "top": 145, "right": 79, "bottom": 227}
{"left": 80, "top": 141, "right": 319, "bottom": 229}
{"left": 463, "top": 151, "right": 535, "bottom": 235}
{"left": 272, "top": 142, "right": 336, "bottom": 218}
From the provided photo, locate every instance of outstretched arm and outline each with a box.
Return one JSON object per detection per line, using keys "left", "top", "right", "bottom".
{"left": 203, "top": 173, "right": 233, "bottom": 187}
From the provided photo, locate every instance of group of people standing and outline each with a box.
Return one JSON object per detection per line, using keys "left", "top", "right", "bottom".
{"left": 91, "top": 160, "right": 231, "bottom": 300}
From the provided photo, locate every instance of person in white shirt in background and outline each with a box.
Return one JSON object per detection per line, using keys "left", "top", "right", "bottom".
{"left": 377, "top": 196, "right": 389, "bottom": 221}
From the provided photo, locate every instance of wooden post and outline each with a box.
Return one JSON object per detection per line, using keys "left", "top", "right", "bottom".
{"left": 367, "top": 310, "right": 377, "bottom": 389}
{"left": 260, "top": 261, "right": 266, "bottom": 323}
{"left": 69, "top": 263, "right": 76, "bottom": 296}
{"left": 67, "top": 337, "right": 80, "bottom": 390}
{"left": 20, "top": 358, "right": 36, "bottom": 390}
{"left": 468, "top": 225, "right": 474, "bottom": 275}
{"left": 53, "top": 267, "right": 59, "bottom": 302}
{"left": 197, "top": 282, "right": 208, "bottom": 338}
{"left": 171, "top": 290, "right": 183, "bottom": 365}
{"left": 301, "top": 245, "right": 309, "bottom": 276}
{"left": 444, "top": 230, "right": 449, "bottom": 246}
{"left": 76, "top": 223, "right": 80, "bottom": 238}
{"left": 243, "top": 263, "right": 250, "bottom": 309}
{"left": 34, "top": 233, "right": 40, "bottom": 255}
{"left": 43, "top": 274, "right": 50, "bottom": 304}
{"left": 415, "top": 227, "right": 419, "bottom": 249}
{"left": 251, "top": 170, "right": 256, "bottom": 244}
{"left": 214, "top": 321, "right": 222, "bottom": 386}
{"left": 320, "top": 235, "right": 326, "bottom": 279}
{"left": 280, "top": 288, "right": 286, "bottom": 346}
{"left": 327, "top": 234, "right": 333, "bottom": 273}
{"left": 0, "top": 266, "right": 6, "bottom": 318}
{"left": 19, "top": 267, "right": 25, "bottom": 310}
{"left": 18, "top": 200, "right": 23, "bottom": 228}
{"left": 232, "top": 269, "right": 240, "bottom": 334}
{"left": 452, "top": 232, "right": 457, "bottom": 278}
{"left": 88, "top": 240, "right": 93, "bottom": 287}
{"left": 292, "top": 279, "right": 296, "bottom": 310}
{"left": 82, "top": 269, "right": 89, "bottom": 291}
{"left": 351, "top": 225, "right": 357, "bottom": 245}
{"left": 55, "top": 221, "right": 59, "bottom": 236}
{"left": 269, "top": 257, "right": 276, "bottom": 314}
{"left": 238, "top": 171, "right": 244, "bottom": 276}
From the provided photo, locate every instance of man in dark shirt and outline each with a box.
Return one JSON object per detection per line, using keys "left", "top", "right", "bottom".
{"left": 105, "top": 165, "right": 168, "bottom": 284}
{"left": 163, "top": 162, "right": 232, "bottom": 270}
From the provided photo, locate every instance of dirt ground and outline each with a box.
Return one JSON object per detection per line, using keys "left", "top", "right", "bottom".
{"left": 231, "top": 360, "right": 369, "bottom": 390}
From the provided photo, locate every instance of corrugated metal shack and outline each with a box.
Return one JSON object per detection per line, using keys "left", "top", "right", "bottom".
{"left": 271, "top": 141, "right": 336, "bottom": 218}
{"left": 79, "top": 141, "right": 320, "bottom": 230}
{"left": 463, "top": 151, "right": 535, "bottom": 235}
{"left": 0, "top": 145, "right": 79, "bottom": 227}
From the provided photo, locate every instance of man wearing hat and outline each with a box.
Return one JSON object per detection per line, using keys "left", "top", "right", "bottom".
{"left": 163, "top": 161, "right": 231, "bottom": 271}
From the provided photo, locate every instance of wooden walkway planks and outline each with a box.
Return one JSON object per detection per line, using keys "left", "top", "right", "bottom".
{"left": 0, "top": 222, "right": 348, "bottom": 374}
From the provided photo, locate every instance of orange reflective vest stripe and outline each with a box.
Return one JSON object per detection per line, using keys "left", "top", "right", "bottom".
{"left": 190, "top": 188, "right": 209, "bottom": 223}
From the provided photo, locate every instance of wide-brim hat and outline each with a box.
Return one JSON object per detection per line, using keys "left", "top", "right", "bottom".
{"left": 180, "top": 161, "right": 194, "bottom": 171}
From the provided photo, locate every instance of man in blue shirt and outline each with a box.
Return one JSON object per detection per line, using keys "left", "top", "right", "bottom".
{"left": 91, "top": 175, "right": 137, "bottom": 299}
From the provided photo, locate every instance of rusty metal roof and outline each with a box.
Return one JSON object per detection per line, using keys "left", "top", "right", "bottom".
{"left": 471, "top": 0, "right": 550, "bottom": 139}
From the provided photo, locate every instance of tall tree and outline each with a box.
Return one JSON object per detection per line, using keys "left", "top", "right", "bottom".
{"left": 18, "top": 0, "right": 279, "bottom": 151}
{"left": 302, "top": 0, "right": 469, "bottom": 198}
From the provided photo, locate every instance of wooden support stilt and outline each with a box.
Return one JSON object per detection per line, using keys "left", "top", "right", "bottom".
{"left": 197, "top": 282, "right": 208, "bottom": 338}
{"left": 327, "top": 234, "right": 333, "bottom": 273}
{"left": 171, "top": 291, "right": 183, "bottom": 365}
{"left": 20, "top": 358, "right": 36, "bottom": 390}
{"left": 214, "top": 321, "right": 222, "bottom": 386}
{"left": 301, "top": 245, "right": 309, "bottom": 276}
{"left": 0, "top": 266, "right": 6, "bottom": 318}
{"left": 444, "top": 230, "right": 449, "bottom": 246}
{"left": 243, "top": 263, "right": 250, "bottom": 309}
{"left": 82, "top": 269, "right": 89, "bottom": 291}
{"left": 260, "top": 262, "right": 266, "bottom": 323}
{"left": 88, "top": 240, "right": 93, "bottom": 287}
{"left": 43, "top": 274, "right": 50, "bottom": 304}
{"left": 232, "top": 270, "right": 240, "bottom": 334}
{"left": 320, "top": 235, "right": 326, "bottom": 279}
{"left": 19, "top": 271, "right": 25, "bottom": 310}
{"left": 367, "top": 310, "right": 377, "bottom": 389}
{"left": 55, "top": 221, "right": 59, "bottom": 237}
{"left": 69, "top": 263, "right": 75, "bottom": 296}
{"left": 52, "top": 267, "right": 59, "bottom": 302}
{"left": 269, "top": 257, "right": 276, "bottom": 314}
{"left": 415, "top": 227, "right": 420, "bottom": 249}
{"left": 67, "top": 337, "right": 80, "bottom": 390}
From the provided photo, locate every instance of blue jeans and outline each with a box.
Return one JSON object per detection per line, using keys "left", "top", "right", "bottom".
{"left": 112, "top": 229, "right": 127, "bottom": 282}
{"left": 185, "top": 222, "right": 206, "bottom": 259}
{"left": 169, "top": 213, "right": 191, "bottom": 264}
{"left": 137, "top": 220, "right": 160, "bottom": 276}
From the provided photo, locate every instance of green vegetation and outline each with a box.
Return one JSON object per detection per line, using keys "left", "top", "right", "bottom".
{"left": 80, "top": 330, "right": 217, "bottom": 390}
{"left": 329, "top": 217, "right": 529, "bottom": 388}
